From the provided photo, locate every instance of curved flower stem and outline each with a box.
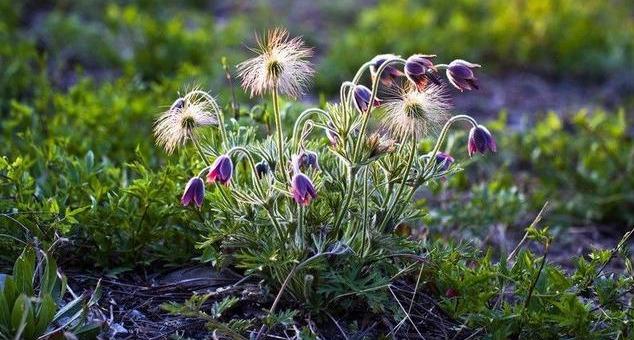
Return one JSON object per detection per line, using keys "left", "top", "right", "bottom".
{"left": 392, "top": 114, "right": 479, "bottom": 220}
{"left": 345, "top": 61, "right": 373, "bottom": 108}
{"left": 226, "top": 146, "right": 266, "bottom": 199}
{"left": 333, "top": 58, "right": 405, "bottom": 232}
{"left": 185, "top": 90, "right": 228, "bottom": 147}
{"left": 226, "top": 146, "right": 285, "bottom": 239}
{"left": 333, "top": 165, "right": 355, "bottom": 231}
{"left": 339, "top": 81, "right": 355, "bottom": 128}
{"left": 291, "top": 108, "right": 330, "bottom": 151}
{"left": 422, "top": 114, "right": 477, "bottom": 178}
{"left": 271, "top": 86, "right": 289, "bottom": 183}
{"left": 296, "top": 205, "right": 305, "bottom": 249}
{"left": 351, "top": 58, "right": 406, "bottom": 163}
{"left": 378, "top": 132, "right": 417, "bottom": 231}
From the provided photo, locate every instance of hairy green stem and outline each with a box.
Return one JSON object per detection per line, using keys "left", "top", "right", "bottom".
{"left": 226, "top": 146, "right": 286, "bottom": 239}
{"left": 423, "top": 114, "right": 477, "bottom": 177}
{"left": 333, "top": 57, "right": 405, "bottom": 232}
{"left": 271, "top": 87, "right": 288, "bottom": 183}
{"left": 351, "top": 58, "right": 406, "bottom": 163}
{"left": 360, "top": 167, "right": 369, "bottom": 256}
{"left": 379, "top": 132, "right": 416, "bottom": 231}
{"left": 291, "top": 108, "right": 330, "bottom": 150}
{"left": 192, "top": 137, "right": 210, "bottom": 167}
{"left": 333, "top": 165, "right": 355, "bottom": 231}
{"left": 391, "top": 115, "right": 478, "bottom": 220}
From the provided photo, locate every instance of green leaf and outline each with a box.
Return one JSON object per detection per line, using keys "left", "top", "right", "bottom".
{"left": 33, "top": 294, "right": 55, "bottom": 337}
{"left": 84, "top": 150, "right": 94, "bottom": 169}
{"left": 13, "top": 247, "right": 35, "bottom": 296}
{"left": 2, "top": 278, "right": 17, "bottom": 311}
{"left": 0, "top": 289, "right": 10, "bottom": 330}
{"left": 72, "top": 321, "right": 103, "bottom": 340}
{"left": 10, "top": 294, "right": 31, "bottom": 339}
{"left": 40, "top": 254, "right": 58, "bottom": 299}
{"left": 52, "top": 293, "right": 85, "bottom": 324}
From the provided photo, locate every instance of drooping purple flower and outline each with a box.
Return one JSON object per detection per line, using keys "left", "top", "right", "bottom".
{"left": 181, "top": 177, "right": 205, "bottom": 208}
{"left": 297, "top": 150, "right": 320, "bottom": 171}
{"left": 291, "top": 172, "right": 317, "bottom": 206}
{"left": 255, "top": 160, "right": 270, "bottom": 179}
{"left": 446, "top": 59, "right": 481, "bottom": 92}
{"left": 405, "top": 54, "right": 440, "bottom": 90}
{"left": 369, "top": 54, "right": 404, "bottom": 86}
{"left": 206, "top": 154, "right": 233, "bottom": 185}
{"left": 435, "top": 152, "right": 455, "bottom": 171}
{"left": 468, "top": 125, "right": 497, "bottom": 156}
{"left": 325, "top": 121, "right": 339, "bottom": 146}
{"left": 353, "top": 85, "right": 381, "bottom": 114}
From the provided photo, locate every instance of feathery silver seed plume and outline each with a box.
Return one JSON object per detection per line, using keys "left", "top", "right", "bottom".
{"left": 381, "top": 84, "right": 451, "bottom": 139}
{"left": 237, "top": 28, "right": 314, "bottom": 98}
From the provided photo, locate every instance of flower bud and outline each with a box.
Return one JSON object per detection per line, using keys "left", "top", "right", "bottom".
{"left": 255, "top": 160, "right": 270, "bottom": 179}
{"left": 369, "top": 54, "right": 404, "bottom": 86}
{"left": 181, "top": 177, "right": 205, "bottom": 208}
{"left": 367, "top": 133, "right": 396, "bottom": 159}
{"left": 445, "top": 288, "right": 460, "bottom": 298}
{"left": 325, "top": 121, "right": 339, "bottom": 146}
{"left": 435, "top": 152, "right": 454, "bottom": 171}
{"left": 405, "top": 54, "right": 440, "bottom": 90}
{"left": 467, "top": 125, "right": 497, "bottom": 156}
{"left": 291, "top": 172, "right": 317, "bottom": 206}
{"left": 206, "top": 154, "right": 233, "bottom": 185}
{"left": 446, "top": 59, "right": 481, "bottom": 92}
{"left": 353, "top": 85, "right": 381, "bottom": 114}
{"left": 297, "top": 150, "right": 320, "bottom": 171}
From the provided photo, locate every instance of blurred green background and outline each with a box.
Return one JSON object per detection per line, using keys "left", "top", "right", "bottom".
{"left": 1, "top": 0, "right": 633, "bottom": 268}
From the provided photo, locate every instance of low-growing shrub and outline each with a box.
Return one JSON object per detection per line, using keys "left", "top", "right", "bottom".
{"left": 154, "top": 29, "right": 499, "bottom": 337}
{"left": 0, "top": 145, "right": 202, "bottom": 269}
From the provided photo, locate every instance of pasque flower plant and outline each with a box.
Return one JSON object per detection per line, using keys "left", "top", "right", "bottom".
{"left": 153, "top": 28, "right": 495, "bottom": 336}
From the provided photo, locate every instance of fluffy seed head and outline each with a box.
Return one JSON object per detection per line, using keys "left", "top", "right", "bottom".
{"left": 153, "top": 91, "right": 218, "bottom": 154}
{"left": 237, "top": 28, "right": 314, "bottom": 98}
{"left": 382, "top": 84, "right": 451, "bottom": 139}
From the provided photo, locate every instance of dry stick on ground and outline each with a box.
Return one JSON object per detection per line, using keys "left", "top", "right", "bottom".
{"left": 507, "top": 201, "right": 549, "bottom": 262}
{"left": 494, "top": 201, "right": 549, "bottom": 310}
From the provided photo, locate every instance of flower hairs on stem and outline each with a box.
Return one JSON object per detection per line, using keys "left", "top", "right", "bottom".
{"left": 237, "top": 28, "right": 314, "bottom": 99}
